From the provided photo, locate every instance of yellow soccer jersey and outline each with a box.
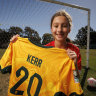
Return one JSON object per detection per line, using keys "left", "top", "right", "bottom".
{"left": 0, "top": 37, "right": 83, "bottom": 96}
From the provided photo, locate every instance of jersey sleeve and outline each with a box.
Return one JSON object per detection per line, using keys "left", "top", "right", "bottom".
{"left": 77, "top": 49, "right": 81, "bottom": 71}
{"left": 0, "top": 42, "right": 13, "bottom": 73}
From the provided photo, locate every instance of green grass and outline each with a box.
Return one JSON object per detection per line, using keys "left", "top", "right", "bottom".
{"left": 80, "top": 49, "right": 96, "bottom": 96}
{"left": 0, "top": 49, "right": 96, "bottom": 96}
{"left": 0, "top": 49, "right": 6, "bottom": 59}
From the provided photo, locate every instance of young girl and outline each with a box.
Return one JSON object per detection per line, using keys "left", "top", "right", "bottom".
{"left": 10, "top": 10, "right": 81, "bottom": 77}
{"left": 0, "top": 9, "right": 83, "bottom": 96}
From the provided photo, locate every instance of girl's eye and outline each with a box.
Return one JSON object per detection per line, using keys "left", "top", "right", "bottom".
{"left": 62, "top": 25, "right": 67, "bottom": 27}
{"left": 54, "top": 25, "right": 58, "bottom": 28}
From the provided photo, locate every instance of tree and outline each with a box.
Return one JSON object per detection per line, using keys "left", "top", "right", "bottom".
{"left": 90, "top": 31, "right": 96, "bottom": 49}
{"left": 74, "top": 26, "right": 96, "bottom": 48}
{"left": 90, "top": 32, "right": 96, "bottom": 44}
{"left": 24, "top": 27, "right": 33, "bottom": 37}
{"left": 0, "top": 26, "right": 42, "bottom": 48}
{"left": 8, "top": 26, "right": 23, "bottom": 36}
{"left": 42, "top": 33, "right": 53, "bottom": 45}
{"left": 0, "top": 29, "right": 12, "bottom": 48}
{"left": 24, "top": 27, "right": 41, "bottom": 44}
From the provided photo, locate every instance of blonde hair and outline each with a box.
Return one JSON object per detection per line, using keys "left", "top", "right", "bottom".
{"left": 51, "top": 10, "right": 72, "bottom": 29}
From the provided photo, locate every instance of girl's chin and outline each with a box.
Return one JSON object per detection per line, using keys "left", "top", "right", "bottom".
{"left": 56, "top": 35, "right": 64, "bottom": 40}
{"left": 56, "top": 37, "right": 65, "bottom": 41}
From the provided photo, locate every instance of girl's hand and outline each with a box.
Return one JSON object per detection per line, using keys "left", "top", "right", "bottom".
{"left": 67, "top": 48, "right": 80, "bottom": 78}
{"left": 67, "top": 48, "right": 77, "bottom": 64}
{"left": 10, "top": 34, "right": 19, "bottom": 43}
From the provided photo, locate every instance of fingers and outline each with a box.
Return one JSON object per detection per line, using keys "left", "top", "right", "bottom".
{"left": 67, "top": 49, "right": 75, "bottom": 55}
{"left": 10, "top": 34, "right": 20, "bottom": 43}
{"left": 67, "top": 48, "right": 77, "bottom": 60}
{"left": 16, "top": 34, "right": 20, "bottom": 37}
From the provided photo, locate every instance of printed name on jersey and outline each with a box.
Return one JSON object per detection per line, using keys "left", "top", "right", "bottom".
{"left": 27, "top": 54, "right": 42, "bottom": 67}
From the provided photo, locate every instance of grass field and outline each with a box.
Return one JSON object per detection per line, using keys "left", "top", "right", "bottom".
{"left": 80, "top": 49, "right": 96, "bottom": 96}
{"left": 0, "top": 49, "right": 96, "bottom": 96}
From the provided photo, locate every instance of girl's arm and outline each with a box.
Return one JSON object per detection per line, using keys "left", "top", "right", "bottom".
{"left": 67, "top": 49, "right": 80, "bottom": 78}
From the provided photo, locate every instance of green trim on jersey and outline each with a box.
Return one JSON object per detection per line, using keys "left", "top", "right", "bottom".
{"left": 28, "top": 38, "right": 53, "bottom": 48}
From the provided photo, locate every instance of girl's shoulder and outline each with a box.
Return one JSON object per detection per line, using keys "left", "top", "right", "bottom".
{"left": 67, "top": 43, "right": 80, "bottom": 52}
{"left": 45, "top": 41, "right": 55, "bottom": 47}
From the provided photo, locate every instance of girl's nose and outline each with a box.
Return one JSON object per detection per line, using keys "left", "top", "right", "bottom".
{"left": 57, "top": 26, "right": 62, "bottom": 32}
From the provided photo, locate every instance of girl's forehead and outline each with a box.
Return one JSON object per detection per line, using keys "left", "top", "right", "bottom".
{"left": 53, "top": 16, "right": 69, "bottom": 23}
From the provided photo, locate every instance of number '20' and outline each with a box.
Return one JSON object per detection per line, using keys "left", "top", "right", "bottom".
{"left": 10, "top": 66, "right": 67, "bottom": 96}
{"left": 10, "top": 66, "right": 42, "bottom": 96}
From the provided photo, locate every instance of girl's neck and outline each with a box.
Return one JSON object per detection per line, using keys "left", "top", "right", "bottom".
{"left": 54, "top": 40, "right": 68, "bottom": 49}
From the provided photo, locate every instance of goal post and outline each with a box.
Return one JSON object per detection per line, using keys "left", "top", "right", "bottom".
{"left": 40, "top": 0, "right": 91, "bottom": 68}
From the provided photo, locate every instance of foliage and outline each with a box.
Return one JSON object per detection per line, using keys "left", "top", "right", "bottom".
{"left": 1, "top": 25, "right": 96, "bottom": 48}
{"left": 74, "top": 26, "right": 96, "bottom": 48}
{"left": 0, "top": 29, "right": 11, "bottom": 48}
{"left": 0, "top": 26, "right": 41, "bottom": 48}
{"left": 42, "top": 33, "right": 53, "bottom": 45}
{"left": 8, "top": 26, "right": 23, "bottom": 36}
{"left": 24, "top": 27, "right": 41, "bottom": 44}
